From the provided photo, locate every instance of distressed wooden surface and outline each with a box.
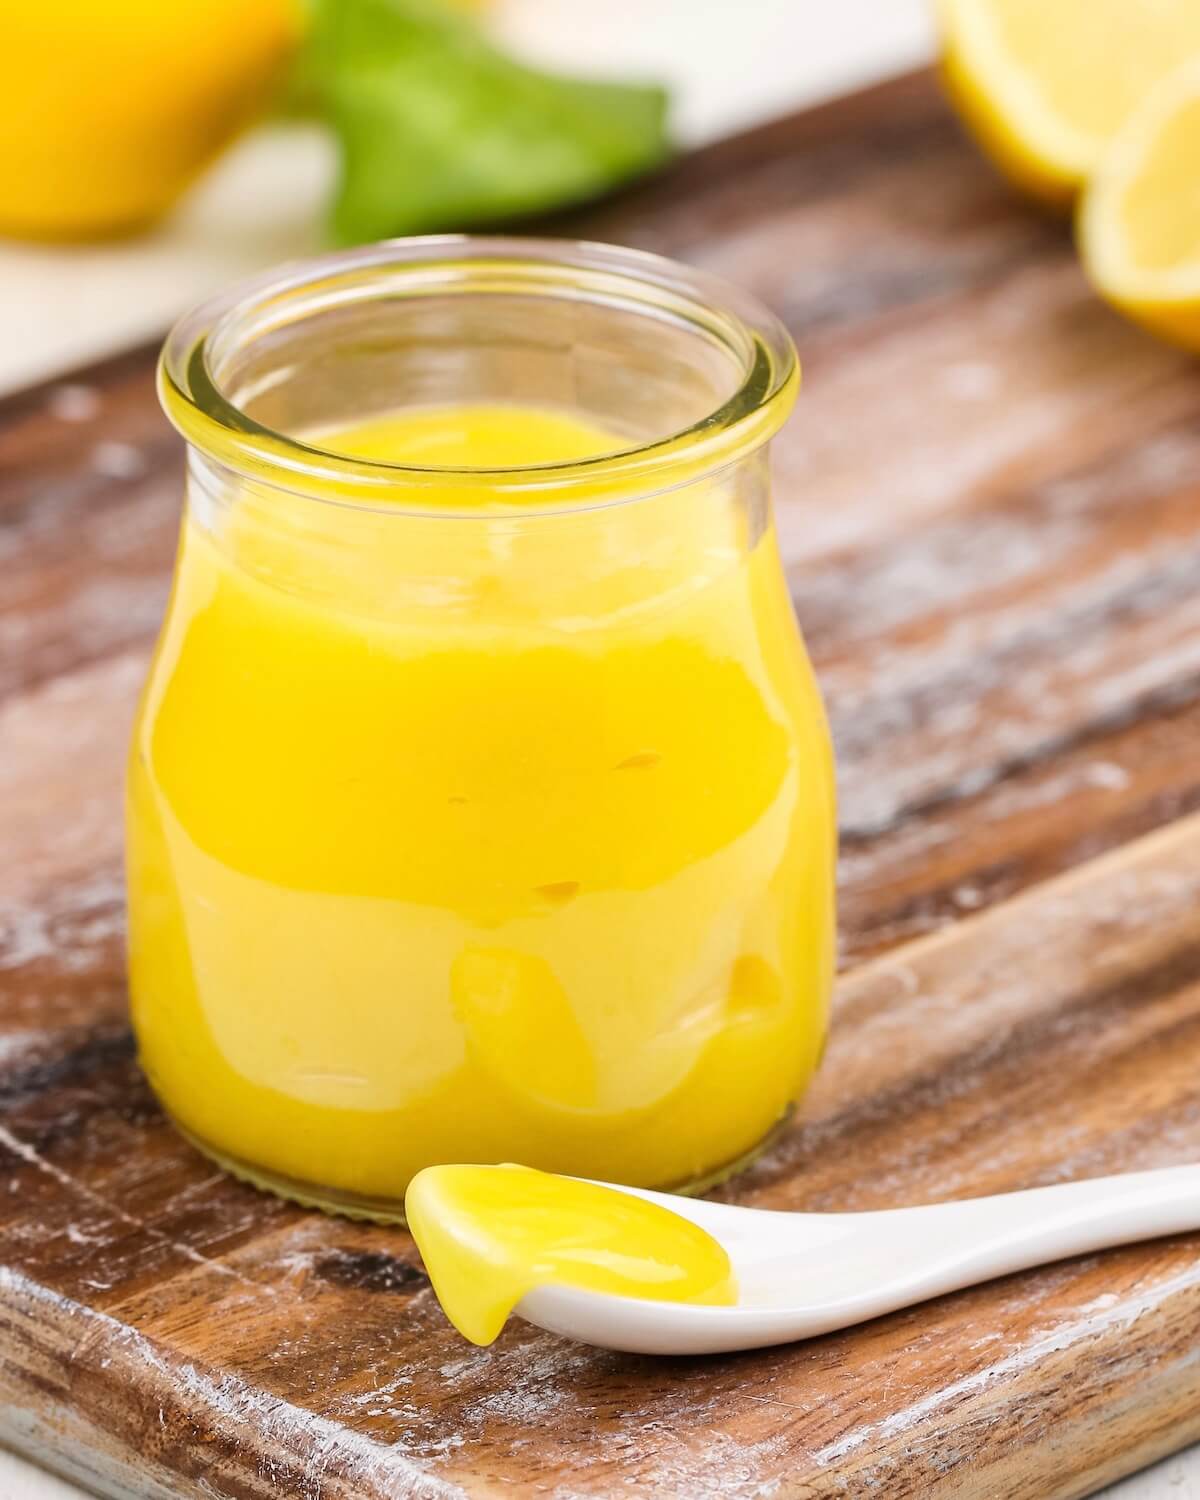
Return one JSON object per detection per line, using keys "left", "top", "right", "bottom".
{"left": 3, "top": 67, "right": 1200, "bottom": 1499}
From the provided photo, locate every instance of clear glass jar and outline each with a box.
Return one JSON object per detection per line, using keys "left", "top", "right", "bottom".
{"left": 127, "top": 236, "right": 836, "bottom": 1220}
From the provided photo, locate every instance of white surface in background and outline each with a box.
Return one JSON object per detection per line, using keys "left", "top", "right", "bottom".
{"left": 0, "top": 1, "right": 1191, "bottom": 1496}
{"left": 0, "top": 0, "right": 936, "bottom": 394}
{"left": 1108, "top": 1455, "right": 1200, "bottom": 1500}
{"left": 0, "top": 1454, "right": 82, "bottom": 1500}
{"left": 493, "top": 0, "right": 937, "bottom": 143}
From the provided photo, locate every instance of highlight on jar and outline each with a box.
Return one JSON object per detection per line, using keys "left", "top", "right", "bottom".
{"left": 127, "top": 235, "right": 837, "bottom": 1223}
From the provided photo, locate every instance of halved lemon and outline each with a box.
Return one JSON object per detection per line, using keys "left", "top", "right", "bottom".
{"left": 1080, "top": 60, "right": 1200, "bottom": 351}
{"left": 940, "top": 0, "right": 1200, "bottom": 204}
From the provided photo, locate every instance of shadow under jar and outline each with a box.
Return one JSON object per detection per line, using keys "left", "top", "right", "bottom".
{"left": 127, "top": 236, "right": 837, "bottom": 1221}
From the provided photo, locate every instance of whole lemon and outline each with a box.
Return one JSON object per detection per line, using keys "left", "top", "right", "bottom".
{"left": 0, "top": 0, "right": 302, "bottom": 239}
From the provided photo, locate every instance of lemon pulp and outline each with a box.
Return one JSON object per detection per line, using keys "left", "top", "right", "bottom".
{"left": 1080, "top": 63, "right": 1200, "bottom": 350}
{"left": 940, "top": 0, "right": 1200, "bottom": 201}
{"left": 1114, "top": 93, "right": 1200, "bottom": 273}
{"left": 406, "top": 1163, "right": 736, "bottom": 1346}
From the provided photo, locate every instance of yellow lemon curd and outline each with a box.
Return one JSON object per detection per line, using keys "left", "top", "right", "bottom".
{"left": 126, "top": 403, "right": 835, "bottom": 1212}
{"left": 406, "top": 1163, "right": 736, "bottom": 1346}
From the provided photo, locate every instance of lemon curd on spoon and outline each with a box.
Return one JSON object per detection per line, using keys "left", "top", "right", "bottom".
{"left": 406, "top": 1164, "right": 736, "bottom": 1346}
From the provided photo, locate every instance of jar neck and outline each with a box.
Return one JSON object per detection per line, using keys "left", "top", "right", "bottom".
{"left": 185, "top": 446, "right": 773, "bottom": 630}
{"left": 160, "top": 237, "right": 798, "bottom": 515}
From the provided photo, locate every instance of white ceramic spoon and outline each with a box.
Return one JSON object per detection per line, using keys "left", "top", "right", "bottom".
{"left": 517, "top": 1168, "right": 1200, "bottom": 1355}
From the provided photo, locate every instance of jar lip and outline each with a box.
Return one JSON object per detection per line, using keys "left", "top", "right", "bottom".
{"left": 159, "top": 235, "right": 799, "bottom": 517}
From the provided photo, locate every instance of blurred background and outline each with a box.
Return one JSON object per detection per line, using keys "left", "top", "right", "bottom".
{"left": 0, "top": 0, "right": 935, "bottom": 393}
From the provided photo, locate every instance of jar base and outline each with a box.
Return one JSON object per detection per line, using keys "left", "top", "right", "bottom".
{"left": 170, "top": 1114, "right": 794, "bottom": 1227}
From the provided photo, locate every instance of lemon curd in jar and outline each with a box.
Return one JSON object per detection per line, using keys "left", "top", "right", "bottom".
{"left": 127, "top": 240, "right": 836, "bottom": 1217}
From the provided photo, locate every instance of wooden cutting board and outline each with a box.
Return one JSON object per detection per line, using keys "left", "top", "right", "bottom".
{"left": 5, "top": 67, "right": 1200, "bottom": 1499}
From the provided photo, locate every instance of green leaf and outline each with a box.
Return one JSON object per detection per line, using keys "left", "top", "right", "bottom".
{"left": 306, "top": 0, "right": 671, "bottom": 243}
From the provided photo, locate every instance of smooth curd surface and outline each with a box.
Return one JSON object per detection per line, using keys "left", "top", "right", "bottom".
{"left": 126, "top": 403, "right": 836, "bottom": 1208}
{"left": 406, "top": 1163, "right": 736, "bottom": 1346}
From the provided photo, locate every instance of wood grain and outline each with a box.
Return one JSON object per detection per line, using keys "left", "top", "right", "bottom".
{"left": 4, "top": 68, "right": 1200, "bottom": 1497}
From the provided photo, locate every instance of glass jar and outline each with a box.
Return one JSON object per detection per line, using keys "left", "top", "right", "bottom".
{"left": 128, "top": 236, "right": 836, "bottom": 1220}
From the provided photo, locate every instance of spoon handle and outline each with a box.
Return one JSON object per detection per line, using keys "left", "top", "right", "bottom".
{"left": 865, "top": 1165, "right": 1200, "bottom": 1307}
{"left": 516, "top": 1169, "right": 1200, "bottom": 1355}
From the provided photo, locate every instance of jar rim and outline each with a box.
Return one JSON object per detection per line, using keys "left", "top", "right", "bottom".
{"left": 158, "top": 235, "right": 799, "bottom": 518}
